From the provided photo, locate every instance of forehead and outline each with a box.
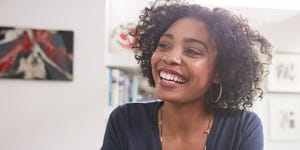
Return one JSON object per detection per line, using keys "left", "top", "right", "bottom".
{"left": 163, "top": 17, "right": 211, "bottom": 41}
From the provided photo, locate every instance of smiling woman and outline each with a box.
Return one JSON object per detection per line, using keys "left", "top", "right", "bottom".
{"left": 101, "top": 0, "right": 272, "bottom": 150}
{"left": 151, "top": 18, "right": 218, "bottom": 106}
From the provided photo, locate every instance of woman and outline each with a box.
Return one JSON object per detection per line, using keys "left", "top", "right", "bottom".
{"left": 101, "top": 1, "right": 272, "bottom": 150}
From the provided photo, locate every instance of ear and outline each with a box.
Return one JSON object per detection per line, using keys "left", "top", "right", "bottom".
{"left": 213, "top": 71, "right": 221, "bottom": 84}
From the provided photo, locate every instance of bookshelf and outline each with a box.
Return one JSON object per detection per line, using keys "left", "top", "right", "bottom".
{"left": 104, "top": 0, "right": 155, "bottom": 111}
{"left": 106, "top": 55, "right": 155, "bottom": 108}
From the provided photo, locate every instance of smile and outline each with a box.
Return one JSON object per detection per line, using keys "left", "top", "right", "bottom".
{"left": 159, "top": 71, "right": 186, "bottom": 83}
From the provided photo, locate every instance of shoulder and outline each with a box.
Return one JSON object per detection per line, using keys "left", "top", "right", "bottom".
{"left": 119, "top": 100, "right": 161, "bottom": 110}
{"left": 216, "top": 108, "right": 261, "bottom": 125}
{"left": 109, "top": 100, "right": 162, "bottom": 123}
{"left": 213, "top": 108, "right": 263, "bottom": 140}
{"left": 214, "top": 108, "right": 263, "bottom": 142}
{"left": 114, "top": 100, "right": 161, "bottom": 114}
{"left": 104, "top": 101, "right": 162, "bottom": 149}
{"left": 209, "top": 108, "right": 263, "bottom": 149}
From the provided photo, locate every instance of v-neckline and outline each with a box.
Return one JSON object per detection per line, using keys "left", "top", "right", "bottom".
{"left": 154, "top": 101, "right": 218, "bottom": 150}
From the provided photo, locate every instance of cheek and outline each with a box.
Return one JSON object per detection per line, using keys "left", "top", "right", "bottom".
{"left": 151, "top": 51, "right": 160, "bottom": 67}
{"left": 191, "top": 60, "right": 216, "bottom": 79}
{"left": 151, "top": 52, "right": 157, "bottom": 71}
{"left": 151, "top": 51, "right": 162, "bottom": 78}
{"left": 193, "top": 61, "right": 217, "bottom": 83}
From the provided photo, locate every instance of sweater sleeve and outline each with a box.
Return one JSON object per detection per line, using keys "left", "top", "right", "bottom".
{"left": 239, "top": 112, "right": 264, "bottom": 150}
{"left": 100, "top": 106, "right": 127, "bottom": 150}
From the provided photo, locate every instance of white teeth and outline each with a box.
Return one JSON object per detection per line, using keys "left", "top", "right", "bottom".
{"left": 170, "top": 76, "right": 174, "bottom": 81}
{"left": 166, "top": 74, "right": 170, "bottom": 80}
{"left": 159, "top": 71, "right": 186, "bottom": 83}
{"left": 173, "top": 76, "right": 178, "bottom": 81}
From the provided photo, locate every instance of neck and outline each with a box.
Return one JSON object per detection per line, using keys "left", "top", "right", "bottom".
{"left": 160, "top": 101, "right": 211, "bottom": 138}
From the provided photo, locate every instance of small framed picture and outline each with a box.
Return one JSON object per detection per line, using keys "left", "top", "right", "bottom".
{"left": 0, "top": 26, "right": 74, "bottom": 81}
{"left": 267, "top": 52, "right": 300, "bottom": 93}
{"left": 269, "top": 100, "right": 300, "bottom": 141}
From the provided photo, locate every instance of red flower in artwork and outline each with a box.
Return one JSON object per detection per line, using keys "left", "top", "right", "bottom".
{"left": 0, "top": 31, "right": 32, "bottom": 72}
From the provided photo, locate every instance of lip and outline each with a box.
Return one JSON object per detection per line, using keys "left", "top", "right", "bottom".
{"left": 157, "top": 67, "right": 186, "bottom": 80}
{"left": 157, "top": 67, "right": 187, "bottom": 89}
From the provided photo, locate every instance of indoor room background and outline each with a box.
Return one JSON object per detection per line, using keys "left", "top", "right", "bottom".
{"left": 0, "top": 0, "right": 299, "bottom": 150}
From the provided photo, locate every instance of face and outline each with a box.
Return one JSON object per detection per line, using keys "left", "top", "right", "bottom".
{"left": 151, "top": 17, "right": 219, "bottom": 105}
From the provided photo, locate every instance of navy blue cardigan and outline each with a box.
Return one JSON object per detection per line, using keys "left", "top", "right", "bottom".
{"left": 101, "top": 101, "right": 263, "bottom": 150}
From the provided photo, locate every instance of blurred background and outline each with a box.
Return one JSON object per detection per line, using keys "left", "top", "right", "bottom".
{"left": 0, "top": 0, "right": 299, "bottom": 150}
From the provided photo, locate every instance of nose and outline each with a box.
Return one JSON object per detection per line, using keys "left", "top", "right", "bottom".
{"left": 162, "top": 50, "right": 182, "bottom": 65}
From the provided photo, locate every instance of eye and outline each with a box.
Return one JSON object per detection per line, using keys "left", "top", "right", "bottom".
{"left": 157, "top": 42, "right": 170, "bottom": 50}
{"left": 185, "top": 48, "right": 202, "bottom": 56}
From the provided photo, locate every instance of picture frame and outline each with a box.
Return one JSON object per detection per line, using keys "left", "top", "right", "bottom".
{"left": 0, "top": 26, "right": 74, "bottom": 81}
{"left": 267, "top": 52, "right": 300, "bottom": 93}
{"left": 269, "top": 99, "right": 300, "bottom": 141}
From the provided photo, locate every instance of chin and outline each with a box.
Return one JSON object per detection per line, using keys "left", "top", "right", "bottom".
{"left": 155, "top": 92, "right": 183, "bottom": 103}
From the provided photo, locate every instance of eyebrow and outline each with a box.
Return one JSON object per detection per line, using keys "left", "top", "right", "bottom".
{"left": 161, "top": 33, "right": 208, "bottom": 51}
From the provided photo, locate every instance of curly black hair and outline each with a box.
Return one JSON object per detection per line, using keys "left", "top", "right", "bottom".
{"left": 133, "top": 1, "right": 272, "bottom": 110}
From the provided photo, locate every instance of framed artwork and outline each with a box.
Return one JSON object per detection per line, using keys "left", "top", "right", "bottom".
{"left": 269, "top": 100, "right": 300, "bottom": 141}
{"left": 267, "top": 52, "right": 300, "bottom": 93}
{"left": 109, "top": 22, "right": 137, "bottom": 54}
{"left": 0, "top": 26, "right": 74, "bottom": 81}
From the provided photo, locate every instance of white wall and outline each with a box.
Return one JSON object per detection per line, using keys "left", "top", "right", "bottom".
{"left": 254, "top": 94, "right": 300, "bottom": 150}
{"left": 1, "top": 0, "right": 300, "bottom": 150}
{"left": 0, "top": 0, "right": 107, "bottom": 150}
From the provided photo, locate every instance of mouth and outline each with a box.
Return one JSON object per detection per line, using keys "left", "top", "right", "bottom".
{"left": 159, "top": 70, "right": 187, "bottom": 84}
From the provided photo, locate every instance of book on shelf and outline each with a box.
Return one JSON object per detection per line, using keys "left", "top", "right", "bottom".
{"left": 108, "top": 68, "right": 155, "bottom": 107}
{"left": 109, "top": 68, "right": 120, "bottom": 107}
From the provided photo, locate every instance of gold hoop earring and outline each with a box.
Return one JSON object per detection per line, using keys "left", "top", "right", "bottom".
{"left": 211, "top": 83, "right": 222, "bottom": 103}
